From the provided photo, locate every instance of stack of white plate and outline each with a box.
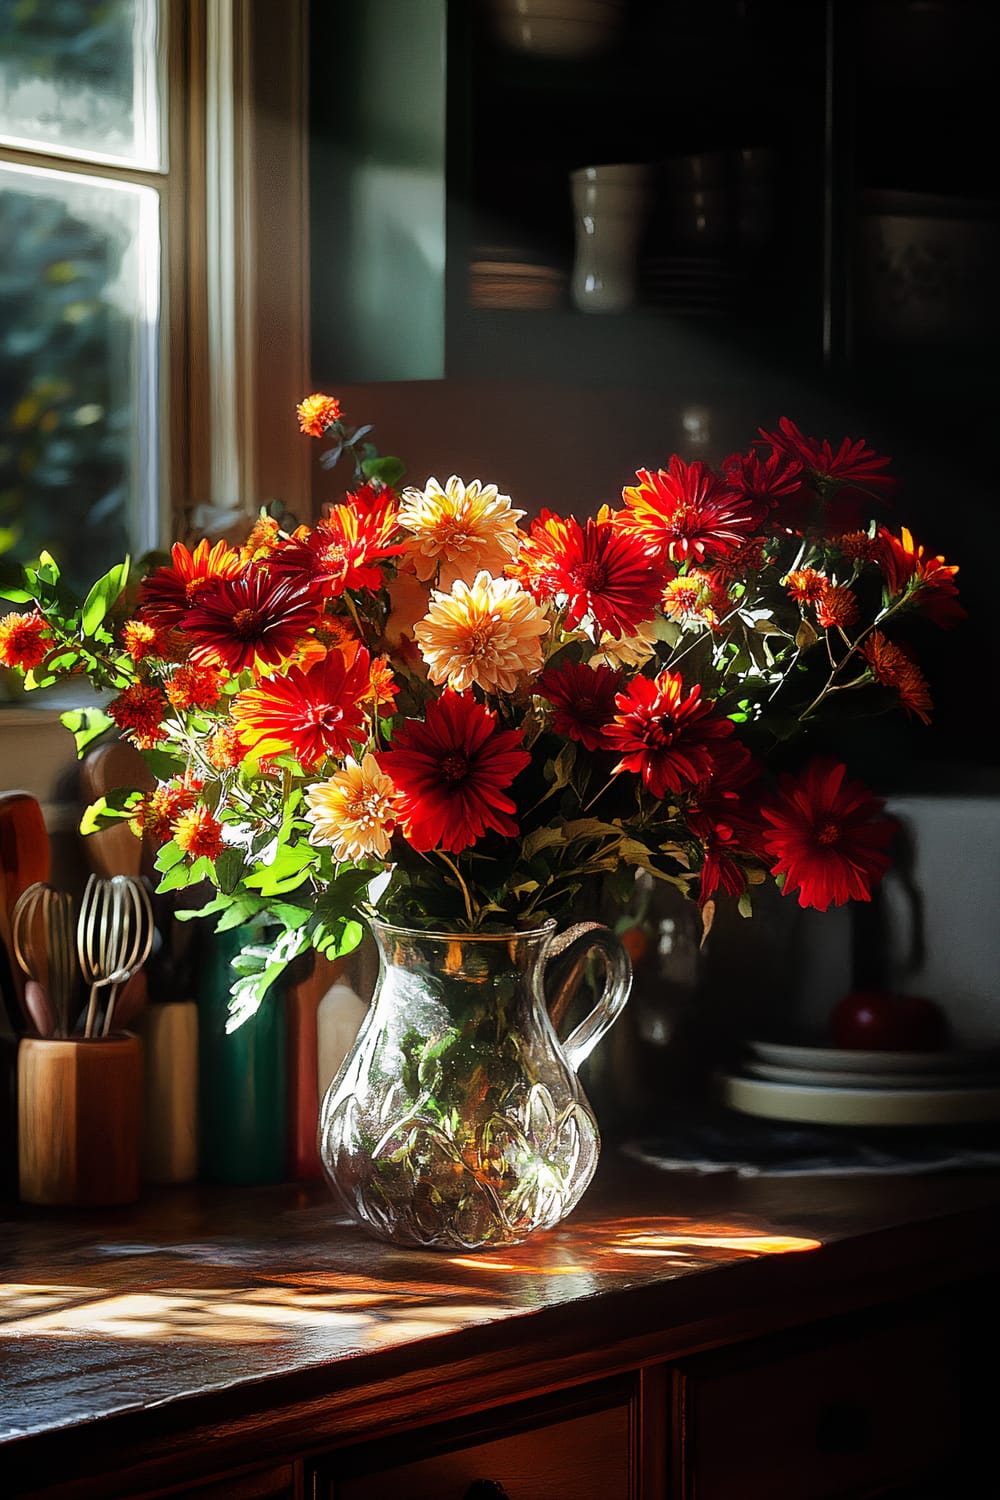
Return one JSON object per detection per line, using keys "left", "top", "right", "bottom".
{"left": 469, "top": 254, "right": 567, "bottom": 310}
{"left": 640, "top": 255, "right": 738, "bottom": 317}
{"left": 718, "top": 1038, "right": 1000, "bottom": 1127}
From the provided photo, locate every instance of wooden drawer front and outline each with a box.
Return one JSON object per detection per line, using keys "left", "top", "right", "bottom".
{"left": 676, "top": 1308, "right": 961, "bottom": 1500}
{"left": 317, "top": 1399, "right": 632, "bottom": 1500}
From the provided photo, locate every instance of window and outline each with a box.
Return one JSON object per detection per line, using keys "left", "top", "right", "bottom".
{"left": 0, "top": 0, "right": 310, "bottom": 636}
{"left": 0, "top": 0, "right": 170, "bottom": 597}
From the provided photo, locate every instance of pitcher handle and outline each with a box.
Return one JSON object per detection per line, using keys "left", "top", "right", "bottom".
{"left": 544, "top": 921, "right": 631, "bottom": 1074}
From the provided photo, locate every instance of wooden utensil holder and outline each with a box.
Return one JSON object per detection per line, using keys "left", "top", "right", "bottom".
{"left": 17, "top": 1033, "right": 142, "bottom": 1206}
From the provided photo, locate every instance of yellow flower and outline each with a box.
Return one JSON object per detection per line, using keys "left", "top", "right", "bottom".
{"left": 398, "top": 475, "right": 525, "bottom": 588}
{"left": 414, "top": 571, "right": 549, "bottom": 694}
{"left": 304, "top": 754, "right": 397, "bottom": 862}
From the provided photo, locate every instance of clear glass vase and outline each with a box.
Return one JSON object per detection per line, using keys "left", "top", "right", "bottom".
{"left": 318, "top": 918, "right": 631, "bottom": 1250}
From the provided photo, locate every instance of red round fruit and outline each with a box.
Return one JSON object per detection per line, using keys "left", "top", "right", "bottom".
{"left": 828, "top": 989, "right": 951, "bottom": 1051}
{"left": 619, "top": 925, "right": 649, "bottom": 964}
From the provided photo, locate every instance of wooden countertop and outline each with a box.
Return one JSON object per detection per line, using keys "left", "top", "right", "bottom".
{"left": 2, "top": 1149, "right": 1000, "bottom": 1497}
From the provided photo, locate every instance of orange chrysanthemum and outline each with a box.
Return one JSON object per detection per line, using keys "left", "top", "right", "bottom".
{"left": 164, "top": 660, "right": 227, "bottom": 711}
{"left": 874, "top": 526, "right": 964, "bottom": 628}
{"left": 304, "top": 753, "right": 397, "bottom": 862}
{"left": 173, "top": 804, "right": 227, "bottom": 861}
{"left": 837, "top": 530, "right": 879, "bottom": 563}
{"left": 399, "top": 476, "right": 525, "bottom": 588}
{"left": 861, "top": 630, "right": 933, "bottom": 724}
{"left": 108, "top": 683, "right": 169, "bottom": 749}
{"left": 131, "top": 776, "right": 204, "bottom": 843}
{"left": 815, "top": 584, "right": 859, "bottom": 631}
{"left": 785, "top": 568, "right": 828, "bottom": 604}
{"left": 0, "top": 609, "right": 52, "bottom": 671}
{"left": 138, "top": 538, "right": 244, "bottom": 630}
{"left": 366, "top": 653, "right": 399, "bottom": 714}
{"left": 230, "top": 648, "right": 371, "bottom": 768}
{"left": 414, "top": 571, "right": 548, "bottom": 694}
{"left": 206, "top": 723, "right": 247, "bottom": 771}
{"left": 662, "top": 570, "right": 731, "bottom": 629}
{"left": 240, "top": 514, "right": 284, "bottom": 565}
{"left": 121, "top": 619, "right": 164, "bottom": 662}
{"left": 296, "top": 392, "right": 341, "bottom": 438}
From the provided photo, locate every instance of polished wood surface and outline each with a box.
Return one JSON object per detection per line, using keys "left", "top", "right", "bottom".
{"left": 2, "top": 1150, "right": 998, "bottom": 1498}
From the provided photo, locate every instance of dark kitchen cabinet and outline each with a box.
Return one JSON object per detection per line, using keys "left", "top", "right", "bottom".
{"left": 310, "top": 0, "right": 998, "bottom": 396}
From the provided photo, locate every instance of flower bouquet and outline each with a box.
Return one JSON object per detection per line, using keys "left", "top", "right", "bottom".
{"left": 0, "top": 395, "right": 963, "bottom": 1031}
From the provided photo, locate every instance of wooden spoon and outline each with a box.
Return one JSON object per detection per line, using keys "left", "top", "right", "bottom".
{"left": 78, "top": 739, "right": 155, "bottom": 880}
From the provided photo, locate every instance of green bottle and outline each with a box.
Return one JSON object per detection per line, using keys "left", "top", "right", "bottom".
{"left": 197, "top": 924, "right": 288, "bottom": 1184}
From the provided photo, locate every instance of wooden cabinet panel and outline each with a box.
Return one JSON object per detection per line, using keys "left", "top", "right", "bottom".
{"left": 673, "top": 1304, "right": 961, "bottom": 1500}
{"left": 313, "top": 1393, "right": 633, "bottom": 1500}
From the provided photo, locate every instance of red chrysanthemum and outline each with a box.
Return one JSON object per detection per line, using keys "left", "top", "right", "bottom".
{"left": 510, "top": 509, "right": 663, "bottom": 637}
{"left": 379, "top": 690, "right": 530, "bottom": 854}
{"left": 296, "top": 392, "right": 342, "bottom": 438}
{"left": 138, "top": 539, "right": 244, "bottom": 630}
{"left": 607, "top": 670, "right": 737, "bottom": 798}
{"left": 684, "top": 745, "right": 765, "bottom": 904}
{"left": 535, "top": 660, "right": 623, "bottom": 752}
{"left": 182, "top": 568, "right": 324, "bottom": 675}
{"left": 230, "top": 648, "right": 371, "bottom": 769}
{"left": 760, "top": 756, "right": 896, "bottom": 911}
{"left": 619, "top": 457, "right": 758, "bottom": 566}
{"left": 722, "top": 446, "right": 804, "bottom": 526}
{"left": 173, "top": 804, "right": 227, "bottom": 861}
{"left": 758, "top": 417, "right": 895, "bottom": 534}
{"left": 873, "top": 526, "right": 965, "bottom": 628}
{"left": 0, "top": 609, "right": 52, "bottom": 671}
{"left": 108, "top": 683, "right": 169, "bottom": 749}
{"left": 759, "top": 417, "right": 896, "bottom": 498}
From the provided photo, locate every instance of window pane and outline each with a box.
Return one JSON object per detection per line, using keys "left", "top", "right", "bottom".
{"left": 0, "top": 161, "right": 160, "bottom": 598}
{"left": 0, "top": 0, "right": 164, "bottom": 170}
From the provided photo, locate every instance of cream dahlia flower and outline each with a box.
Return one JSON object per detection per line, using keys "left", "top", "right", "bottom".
{"left": 590, "top": 619, "right": 658, "bottom": 670}
{"left": 414, "top": 570, "right": 549, "bottom": 694}
{"left": 398, "top": 475, "right": 525, "bottom": 588}
{"left": 304, "top": 753, "right": 396, "bottom": 862}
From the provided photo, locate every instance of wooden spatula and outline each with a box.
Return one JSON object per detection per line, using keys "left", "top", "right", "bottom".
{"left": 79, "top": 739, "right": 156, "bottom": 879}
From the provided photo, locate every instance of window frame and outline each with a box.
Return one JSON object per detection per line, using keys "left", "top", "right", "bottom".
{"left": 0, "top": 0, "right": 312, "bottom": 579}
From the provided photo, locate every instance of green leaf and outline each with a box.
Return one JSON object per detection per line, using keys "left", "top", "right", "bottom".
{"left": 154, "top": 840, "right": 186, "bottom": 872}
{"left": 60, "top": 708, "right": 115, "bottom": 756}
{"left": 79, "top": 790, "right": 142, "bottom": 835}
{"left": 361, "top": 454, "right": 405, "bottom": 487}
{"left": 225, "top": 926, "right": 310, "bottom": 1032}
{"left": 213, "top": 846, "right": 245, "bottom": 895}
{"left": 80, "top": 559, "right": 130, "bottom": 638}
{"left": 0, "top": 587, "right": 33, "bottom": 604}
